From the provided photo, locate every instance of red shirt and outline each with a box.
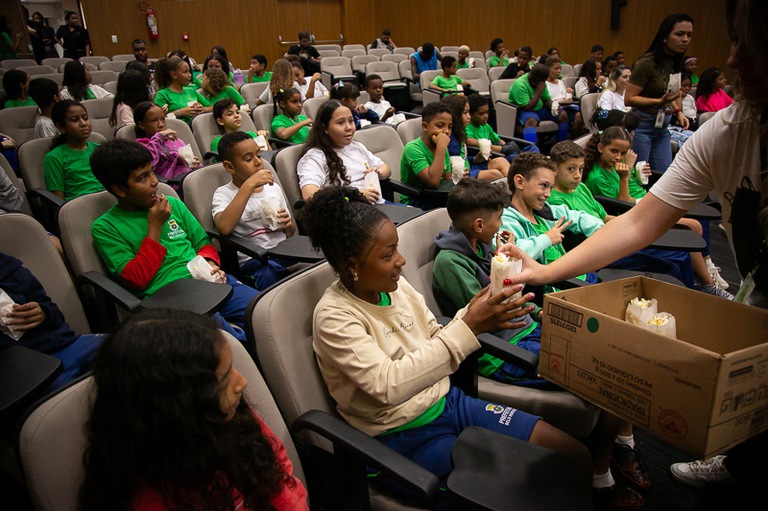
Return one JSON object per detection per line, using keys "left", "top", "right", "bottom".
{"left": 133, "top": 415, "right": 309, "bottom": 510}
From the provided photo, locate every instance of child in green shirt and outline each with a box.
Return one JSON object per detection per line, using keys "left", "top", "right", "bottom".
{"left": 201, "top": 67, "right": 245, "bottom": 107}
{"left": 399, "top": 101, "right": 455, "bottom": 209}
{"left": 154, "top": 56, "right": 210, "bottom": 126}
{"left": 89, "top": 140, "right": 257, "bottom": 343}
{"left": 43, "top": 100, "right": 104, "bottom": 201}
{"left": 430, "top": 56, "right": 471, "bottom": 93}
{"left": 270, "top": 88, "right": 312, "bottom": 144}
{"left": 488, "top": 38, "right": 509, "bottom": 68}
{"left": 2, "top": 69, "right": 36, "bottom": 109}
{"left": 210, "top": 98, "right": 270, "bottom": 154}
{"left": 248, "top": 54, "right": 272, "bottom": 83}
{"left": 432, "top": 178, "right": 544, "bottom": 383}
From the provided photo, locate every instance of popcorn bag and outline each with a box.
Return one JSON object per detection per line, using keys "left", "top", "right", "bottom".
{"left": 644, "top": 312, "right": 677, "bottom": 339}
{"left": 186, "top": 255, "right": 225, "bottom": 283}
{"left": 490, "top": 254, "right": 523, "bottom": 303}
{"left": 625, "top": 297, "right": 658, "bottom": 326}
{"left": 177, "top": 144, "right": 196, "bottom": 167}
{"left": 260, "top": 185, "right": 284, "bottom": 231}
{"left": 0, "top": 289, "right": 25, "bottom": 341}
{"left": 364, "top": 170, "right": 382, "bottom": 196}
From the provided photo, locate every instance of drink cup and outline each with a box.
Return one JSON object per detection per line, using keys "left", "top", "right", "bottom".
{"left": 478, "top": 138, "right": 492, "bottom": 159}
{"left": 450, "top": 156, "right": 465, "bottom": 184}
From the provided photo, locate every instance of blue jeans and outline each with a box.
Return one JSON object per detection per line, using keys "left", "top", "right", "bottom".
{"left": 631, "top": 109, "right": 673, "bottom": 172}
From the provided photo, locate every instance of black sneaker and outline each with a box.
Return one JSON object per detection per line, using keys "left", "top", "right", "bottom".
{"left": 611, "top": 444, "right": 651, "bottom": 491}
{"left": 593, "top": 482, "right": 645, "bottom": 511}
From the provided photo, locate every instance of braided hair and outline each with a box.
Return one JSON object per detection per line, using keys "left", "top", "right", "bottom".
{"left": 300, "top": 186, "right": 388, "bottom": 287}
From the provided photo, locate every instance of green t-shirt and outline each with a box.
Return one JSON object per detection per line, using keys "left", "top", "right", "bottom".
{"left": 399, "top": 137, "right": 450, "bottom": 204}
{"left": 431, "top": 74, "right": 463, "bottom": 91}
{"left": 271, "top": 114, "right": 309, "bottom": 144}
{"left": 0, "top": 32, "right": 16, "bottom": 59}
{"left": 250, "top": 71, "right": 272, "bottom": 83}
{"left": 465, "top": 123, "right": 501, "bottom": 145}
{"left": 43, "top": 142, "right": 103, "bottom": 201}
{"left": 204, "top": 85, "right": 245, "bottom": 107}
{"left": 154, "top": 87, "right": 210, "bottom": 125}
{"left": 530, "top": 216, "right": 566, "bottom": 264}
{"left": 456, "top": 61, "right": 470, "bottom": 70}
{"left": 488, "top": 56, "right": 509, "bottom": 68}
{"left": 211, "top": 130, "right": 257, "bottom": 153}
{"left": 584, "top": 164, "right": 647, "bottom": 201}
{"left": 4, "top": 98, "right": 36, "bottom": 108}
{"left": 549, "top": 183, "right": 607, "bottom": 220}
{"left": 91, "top": 196, "right": 211, "bottom": 299}
{"left": 508, "top": 74, "right": 550, "bottom": 111}
{"left": 629, "top": 54, "right": 674, "bottom": 100}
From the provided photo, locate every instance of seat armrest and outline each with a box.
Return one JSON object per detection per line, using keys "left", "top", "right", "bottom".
{"left": 207, "top": 231, "right": 269, "bottom": 262}
{"left": 388, "top": 180, "right": 422, "bottom": 198}
{"left": 436, "top": 316, "right": 538, "bottom": 372}
{"left": 292, "top": 410, "right": 440, "bottom": 502}
{"left": 477, "top": 333, "right": 538, "bottom": 372}
{"left": 593, "top": 195, "right": 633, "bottom": 215}
{"left": 498, "top": 134, "right": 537, "bottom": 149}
{"left": 28, "top": 187, "right": 65, "bottom": 209}
{"left": 78, "top": 270, "right": 142, "bottom": 312}
{"left": 268, "top": 137, "right": 294, "bottom": 150}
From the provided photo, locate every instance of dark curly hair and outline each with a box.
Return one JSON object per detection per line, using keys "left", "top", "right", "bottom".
{"left": 79, "top": 308, "right": 292, "bottom": 511}
{"left": 441, "top": 94, "right": 468, "bottom": 145}
{"left": 302, "top": 99, "right": 352, "bottom": 187}
{"left": 300, "top": 186, "right": 388, "bottom": 286}
{"left": 203, "top": 67, "right": 229, "bottom": 97}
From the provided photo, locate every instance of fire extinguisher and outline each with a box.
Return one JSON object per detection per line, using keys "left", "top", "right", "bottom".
{"left": 140, "top": 2, "right": 159, "bottom": 40}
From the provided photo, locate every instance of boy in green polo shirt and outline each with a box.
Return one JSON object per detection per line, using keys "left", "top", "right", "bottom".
{"left": 247, "top": 54, "right": 272, "bottom": 83}
{"left": 399, "top": 102, "right": 457, "bottom": 210}
{"left": 508, "top": 63, "right": 569, "bottom": 145}
{"left": 430, "top": 56, "right": 471, "bottom": 94}
{"left": 89, "top": 140, "right": 258, "bottom": 343}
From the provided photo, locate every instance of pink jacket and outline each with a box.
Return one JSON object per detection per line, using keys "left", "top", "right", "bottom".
{"left": 136, "top": 132, "right": 189, "bottom": 181}
{"left": 695, "top": 88, "right": 733, "bottom": 113}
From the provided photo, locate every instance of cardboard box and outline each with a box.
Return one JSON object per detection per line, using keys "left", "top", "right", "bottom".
{"left": 540, "top": 277, "right": 768, "bottom": 457}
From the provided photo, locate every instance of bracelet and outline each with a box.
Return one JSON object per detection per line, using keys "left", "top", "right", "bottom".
{"left": 674, "top": 108, "right": 682, "bottom": 114}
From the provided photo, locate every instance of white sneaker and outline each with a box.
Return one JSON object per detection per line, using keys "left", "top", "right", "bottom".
{"left": 670, "top": 455, "right": 736, "bottom": 489}
{"left": 706, "top": 258, "right": 729, "bottom": 289}
{"left": 701, "top": 284, "right": 734, "bottom": 300}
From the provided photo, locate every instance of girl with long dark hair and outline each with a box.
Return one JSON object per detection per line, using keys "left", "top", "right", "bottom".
{"left": 79, "top": 308, "right": 308, "bottom": 511}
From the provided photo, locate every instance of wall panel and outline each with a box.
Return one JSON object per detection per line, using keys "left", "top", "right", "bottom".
{"left": 79, "top": 0, "right": 731, "bottom": 79}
